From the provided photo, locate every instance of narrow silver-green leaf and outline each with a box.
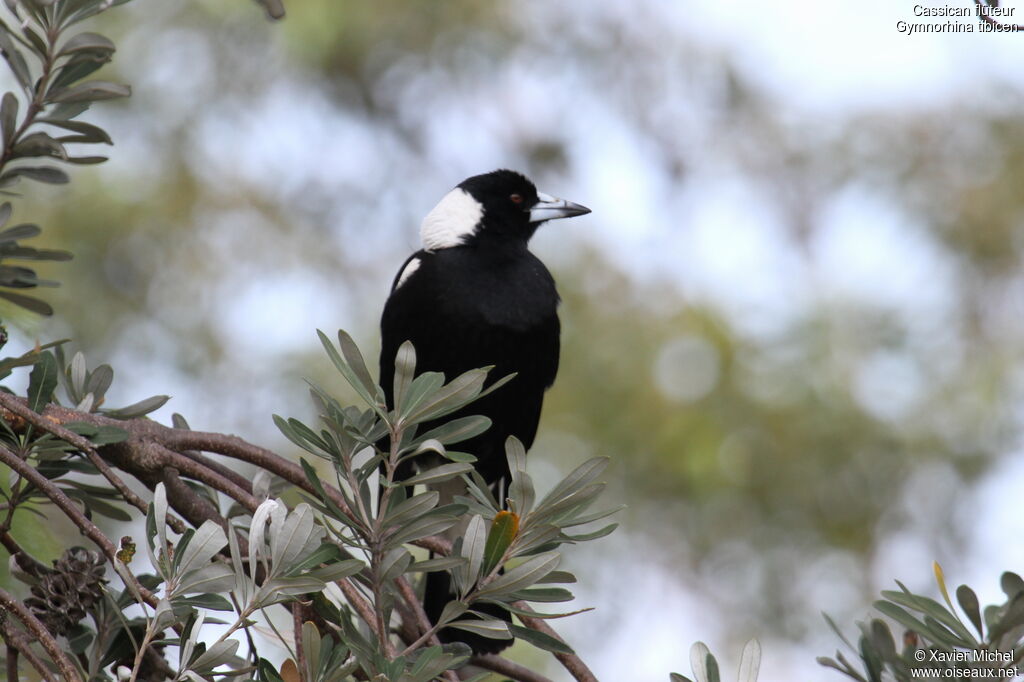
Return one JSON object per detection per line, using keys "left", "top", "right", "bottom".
{"left": 392, "top": 340, "right": 415, "bottom": 416}
{"left": 460, "top": 515, "right": 486, "bottom": 588}
{"left": 737, "top": 639, "right": 761, "bottom": 682}
{"left": 446, "top": 619, "right": 511, "bottom": 640}
{"left": 174, "top": 521, "right": 227, "bottom": 576}
{"left": 477, "top": 553, "right": 560, "bottom": 597}
{"left": 507, "top": 624, "right": 573, "bottom": 654}
{"left": 401, "top": 462, "right": 474, "bottom": 487}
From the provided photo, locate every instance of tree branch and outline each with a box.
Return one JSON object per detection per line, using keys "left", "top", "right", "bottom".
{"left": 0, "top": 396, "right": 593, "bottom": 681}
{"left": 0, "top": 392, "right": 187, "bottom": 533}
{"left": 471, "top": 653, "right": 555, "bottom": 682}
{"left": 1, "top": 620, "right": 57, "bottom": 682}
{"left": 513, "top": 602, "right": 598, "bottom": 682}
{"left": 0, "top": 442, "right": 158, "bottom": 609}
{"left": 0, "top": 586, "right": 81, "bottom": 682}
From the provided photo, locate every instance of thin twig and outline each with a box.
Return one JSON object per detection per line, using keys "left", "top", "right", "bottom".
{"left": 2, "top": 399, "right": 455, "bottom": 556}
{"left": 0, "top": 443, "right": 158, "bottom": 608}
{"left": 0, "top": 393, "right": 188, "bottom": 532}
{"left": 2, "top": 621, "right": 56, "bottom": 682}
{"left": 513, "top": 602, "right": 598, "bottom": 682}
{"left": 393, "top": 576, "right": 459, "bottom": 682}
{"left": 0, "top": 586, "right": 81, "bottom": 682}
{"left": 335, "top": 577, "right": 382, "bottom": 640}
{"left": 0, "top": 530, "right": 47, "bottom": 579}
{"left": 291, "top": 604, "right": 306, "bottom": 682}
{"left": 471, "top": 653, "right": 555, "bottom": 682}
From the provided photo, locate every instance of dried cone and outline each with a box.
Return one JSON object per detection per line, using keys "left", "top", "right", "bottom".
{"left": 24, "top": 547, "right": 107, "bottom": 636}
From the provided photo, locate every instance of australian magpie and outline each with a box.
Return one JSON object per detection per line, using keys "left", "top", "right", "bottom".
{"left": 378, "top": 169, "right": 589, "bottom": 652}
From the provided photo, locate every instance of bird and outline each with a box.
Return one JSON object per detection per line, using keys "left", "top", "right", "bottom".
{"left": 378, "top": 169, "right": 589, "bottom": 653}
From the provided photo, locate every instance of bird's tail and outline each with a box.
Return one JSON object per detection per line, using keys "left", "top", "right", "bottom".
{"left": 422, "top": 570, "right": 513, "bottom": 655}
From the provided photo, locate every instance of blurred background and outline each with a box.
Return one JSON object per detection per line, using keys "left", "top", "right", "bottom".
{"left": 5, "top": 0, "right": 1024, "bottom": 679}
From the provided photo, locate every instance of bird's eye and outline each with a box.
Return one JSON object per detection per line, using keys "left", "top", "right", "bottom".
{"left": 510, "top": 193, "right": 523, "bottom": 204}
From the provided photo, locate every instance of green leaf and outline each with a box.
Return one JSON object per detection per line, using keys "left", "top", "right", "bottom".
{"left": 190, "top": 639, "right": 239, "bottom": 673}
{"left": 174, "top": 521, "right": 227, "bottom": 575}
{"left": 405, "top": 368, "right": 490, "bottom": 424}
{"left": 416, "top": 415, "right": 491, "bottom": 446}
{"left": 85, "top": 363, "right": 113, "bottom": 398}
{"left": 172, "top": 593, "right": 233, "bottom": 612}
{"left": 530, "top": 483, "right": 605, "bottom": 526}
{"left": 408, "top": 556, "right": 466, "bottom": 573}
{"left": 738, "top": 639, "right": 761, "bottom": 682}
{"left": 537, "top": 457, "right": 609, "bottom": 510}
{"left": 87, "top": 425, "right": 128, "bottom": 445}
{"left": 386, "top": 514, "right": 458, "bottom": 547}
{"left": 1, "top": 166, "right": 69, "bottom": 184}
{"left": 446, "top": 619, "right": 511, "bottom": 640}
{"left": 38, "top": 117, "right": 111, "bottom": 144}
{"left": 460, "top": 514, "right": 486, "bottom": 589}
{"left": 880, "top": 589, "right": 975, "bottom": 644}
{"left": 1001, "top": 571, "right": 1024, "bottom": 598}
{"left": 306, "top": 558, "right": 364, "bottom": 583}
{"left": 175, "top": 563, "right": 236, "bottom": 596}
{"left": 536, "top": 570, "right": 577, "bottom": 584}
{"left": 317, "top": 329, "right": 383, "bottom": 413}
{"left": 256, "top": 0, "right": 286, "bottom": 20}
{"left": 63, "top": 488, "right": 132, "bottom": 521}
{"left": 10, "top": 132, "right": 65, "bottom": 160}
{"left": 690, "top": 642, "right": 711, "bottom": 682}
{"left": 482, "top": 510, "right": 518, "bottom": 576}
{"left": 507, "top": 624, "right": 573, "bottom": 654}
{"left": 47, "top": 80, "right": 130, "bottom": 104}
{"left": 380, "top": 547, "right": 413, "bottom": 583}
{"left": 956, "top": 584, "right": 983, "bottom": 638}
{"left": 392, "top": 339, "right": 415, "bottom": 416}
{"left": 384, "top": 490, "right": 439, "bottom": 528}
{"left": 59, "top": 31, "right": 115, "bottom": 56}
{"left": 0, "top": 92, "right": 17, "bottom": 146}
{"left": 398, "top": 370, "right": 445, "bottom": 419}
{"left": 705, "top": 653, "right": 720, "bottom": 682}
{"left": 27, "top": 350, "right": 57, "bottom": 412}
{"left": 498, "top": 601, "right": 590, "bottom": 619}
{"left": 477, "top": 553, "right": 560, "bottom": 597}
{"left": 401, "top": 462, "right": 474, "bottom": 487}
{"left": 564, "top": 522, "right": 618, "bottom": 542}
{"left": 508, "top": 587, "right": 575, "bottom": 603}
{"left": 63, "top": 155, "right": 107, "bottom": 165}
{"left": 0, "top": 31, "right": 31, "bottom": 89}
{"left": 872, "top": 601, "right": 928, "bottom": 639}
{"left": 103, "top": 394, "right": 169, "bottom": 418}
{"left": 66, "top": 624, "right": 93, "bottom": 654}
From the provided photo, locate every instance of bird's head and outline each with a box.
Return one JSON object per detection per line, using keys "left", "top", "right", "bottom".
{"left": 420, "top": 169, "right": 590, "bottom": 252}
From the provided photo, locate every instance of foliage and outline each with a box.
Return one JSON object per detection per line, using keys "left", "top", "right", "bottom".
{"left": 820, "top": 563, "right": 1024, "bottom": 682}
{"left": 671, "top": 640, "right": 761, "bottom": 682}
{"left": 1, "top": 331, "right": 616, "bottom": 680}
{"left": 273, "top": 330, "right": 618, "bottom": 674}
{"left": 0, "top": 0, "right": 133, "bottom": 317}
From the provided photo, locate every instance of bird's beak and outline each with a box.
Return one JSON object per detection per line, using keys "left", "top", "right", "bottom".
{"left": 529, "top": 192, "right": 591, "bottom": 223}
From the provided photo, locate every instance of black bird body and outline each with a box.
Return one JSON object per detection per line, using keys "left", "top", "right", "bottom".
{"left": 380, "top": 243, "right": 560, "bottom": 482}
{"left": 378, "top": 169, "right": 589, "bottom": 653}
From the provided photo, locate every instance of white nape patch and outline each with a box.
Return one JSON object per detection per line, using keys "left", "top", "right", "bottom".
{"left": 420, "top": 188, "right": 483, "bottom": 251}
{"left": 395, "top": 257, "right": 421, "bottom": 289}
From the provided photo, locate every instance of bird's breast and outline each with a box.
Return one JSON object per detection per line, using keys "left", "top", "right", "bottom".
{"left": 441, "top": 256, "right": 558, "bottom": 332}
